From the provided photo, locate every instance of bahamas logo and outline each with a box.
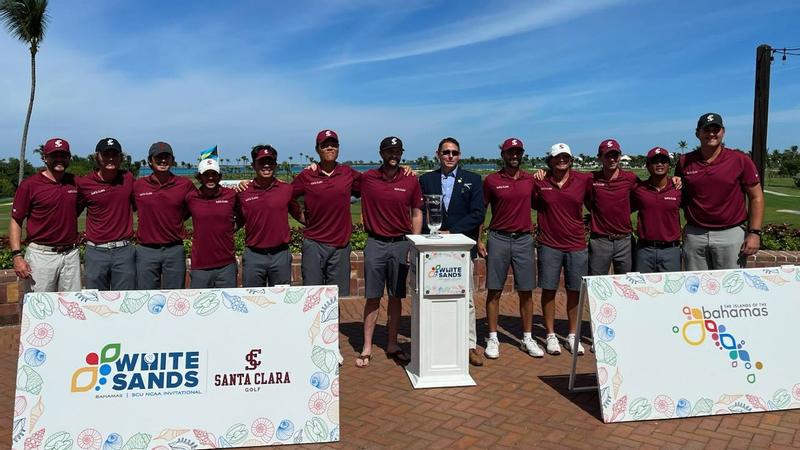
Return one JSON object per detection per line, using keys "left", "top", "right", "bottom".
{"left": 71, "top": 343, "right": 200, "bottom": 393}
{"left": 427, "top": 264, "right": 462, "bottom": 279}
{"left": 674, "top": 306, "right": 764, "bottom": 383}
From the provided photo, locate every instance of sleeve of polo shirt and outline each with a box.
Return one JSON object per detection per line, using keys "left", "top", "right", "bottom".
{"left": 630, "top": 184, "right": 640, "bottom": 213}
{"left": 288, "top": 197, "right": 303, "bottom": 222}
{"left": 674, "top": 156, "right": 685, "bottom": 178}
{"left": 482, "top": 177, "right": 491, "bottom": 207}
{"left": 291, "top": 172, "right": 305, "bottom": 198}
{"left": 128, "top": 172, "right": 138, "bottom": 212}
{"left": 583, "top": 173, "right": 593, "bottom": 209}
{"left": 10, "top": 179, "right": 31, "bottom": 223}
{"left": 739, "top": 154, "right": 760, "bottom": 186}
{"left": 233, "top": 196, "right": 245, "bottom": 230}
{"left": 350, "top": 168, "right": 362, "bottom": 197}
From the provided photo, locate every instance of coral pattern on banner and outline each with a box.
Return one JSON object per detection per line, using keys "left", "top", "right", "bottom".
{"left": 13, "top": 287, "right": 340, "bottom": 449}
{"left": 586, "top": 267, "right": 800, "bottom": 423}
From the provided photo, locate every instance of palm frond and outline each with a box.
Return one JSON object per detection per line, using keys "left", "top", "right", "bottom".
{"left": 0, "top": 0, "right": 49, "bottom": 45}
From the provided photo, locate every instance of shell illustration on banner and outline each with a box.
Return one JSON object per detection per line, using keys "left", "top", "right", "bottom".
{"left": 644, "top": 274, "right": 663, "bottom": 283}
{"left": 589, "top": 278, "right": 613, "bottom": 301}
{"left": 24, "top": 428, "right": 46, "bottom": 450}
{"left": 224, "top": 423, "right": 248, "bottom": 445}
{"left": 276, "top": 420, "right": 294, "bottom": 441}
{"left": 17, "top": 366, "right": 44, "bottom": 395}
{"left": 191, "top": 430, "right": 215, "bottom": 447}
{"left": 596, "top": 303, "right": 617, "bottom": 324}
{"left": 24, "top": 348, "right": 47, "bottom": 367}
{"left": 242, "top": 295, "right": 276, "bottom": 308}
{"left": 653, "top": 394, "right": 674, "bottom": 416}
{"left": 632, "top": 286, "right": 662, "bottom": 297}
{"left": 192, "top": 292, "right": 220, "bottom": 316}
{"left": 303, "top": 288, "right": 325, "bottom": 312}
{"left": 599, "top": 386, "right": 612, "bottom": 409}
{"left": 793, "top": 384, "right": 800, "bottom": 400}
{"left": 308, "top": 312, "right": 320, "bottom": 344}
{"left": 762, "top": 275, "right": 789, "bottom": 286}
{"left": 596, "top": 325, "right": 615, "bottom": 342}
{"left": 610, "top": 396, "right": 627, "bottom": 422}
{"left": 165, "top": 437, "right": 195, "bottom": 450}
{"left": 166, "top": 294, "right": 190, "bottom": 316}
{"left": 14, "top": 396, "right": 27, "bottom": 417}
{"left": 43, "top": 431, "right": 72, "bottom": 450}
{"left": 308, "top": 391, "right": 332, "bottom": 415}
{"left": 327, "top": 400, "right": 340, "bottom": 425}
{"left": 628, "top": 397, "right": 652, "bottom": 420}
{"left": 122, "top": 432, "right": 152, "bottom": 450}
{"left": 675, "top": 398, "right": 691, "bottom": 417}
{"left": 700, "top": 274, "right": 720, "bottom": 294}
{"left": 119, "top": 292, "right": 149, "bottom": 314}
{"left": 27, "top": 323, "right": 54, "bottom": 347}
{"left": 612, "top": 281, "right": 639, "bottom": 300}
{"left": 76, "top": 428, "right": 102, "bottom": 450}
{"left": 147, "top": 295, "right": 166, "bottom": 314}
{"left": 331, "top": 377, "right": 339, "bottom": 397}
{"left": 716, "top": 394, "right": 742, "bottom": 405}
{"left": 102, "top": 433, "right": 122, "bottom": 450}
{"left": 663, "top": 275, "right": 685, "bottom": 293}
{"left": 597, "top": 367, "right": 608, "bottom": 386}
{"left": 611, "top": 369, "right": 623, "bottom": 397}
{"left": 770, "top": 389, "right": 791, "bottom": 409}
{"left": 153, "top": 429, "right": 188, "bottom": 442}
{"left": 99, "top": 291, "right": 121, "bottom": 301}
{"left": 27, "top": 293, "right": 55, "bottom": 319}
{"left": 12, "top": 418, "right": 25, "bottom": 444}
{"left": 595, "top": 341, "right": 618, "bottom": 367}
{"left": 21, "top": 313, "right": 30, "bottom": 335}
{"left": 283, "top": 288, "right": 306, "bottom": 304}
{"left": 82, "top": 304, "right": 117, "bottom": 317}
{"left": 222, "top": 291, "right": 249, "bottom": 313}
{"left": 721, "top": 272, "right": 745, "bottom": 294}
{"left": 310, "top": 372, "right": 330, "bottom": 390}
{"left": 303, "top": 417, "right": 329, "bottom": 443}
{"left": 74, "top": 290, "right": 99, "bottom": 303}
{"left": 624, "top": 273, "right": 645, "bottom": 285}
{"left": 311, "top": 346, "right": 337, "bottom": 373}
{"left": 684, "top": 275, "right": 700, "bottom": 293}
{"left": 746, "top": 394, "right": 768, "bottom": 411}
{"left": 690, "top": 398, "right": 713, "bottom": 416}
{"left": 742, "top": 271, "right": 769, "bottom": 291}
{"left": 322, "top": 323, "right": 338, "bottom": 344}
{"left": 250, "top": 418, "right": 275, "bottom": 441}
{"left": 320, "top": 298, "right": 338, "bottom": 323}
{"left": 28, "top": 398, "right": 43, "bottom": 431}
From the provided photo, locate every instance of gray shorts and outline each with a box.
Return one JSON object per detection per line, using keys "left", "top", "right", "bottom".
{"left": 23, "top": 244, "right": 81, "bottom": 293}
{"left": 364, "top": 237, "right": 410, "bottom": 299}
{"left": 537, "top": 244, "right": 588, "bottom": 292}
{"left": 588, "top": 236, "right": 633, "bottom": 275}
{"left": 84, "top": 244, "right": 136, "bottom": 291}
{"left": 683, "top": 223, "right": 746, "bottom": 270}
{"left": 301, "top": 238, "right": 351, "bottom": 295}
{"left": 242, "top": 246, "right": 292, "bottom": 287}
{"left": 635, "top": 244, "right": 681, "bottom": 273}
{"left": 190, "top": 262, "right": 238, "bottom": 288}
{"left": 136, "top": 243, "right": 186, "bottom": 290}
{"left": 485, "top": 230, "right": 536, "bottom": 291}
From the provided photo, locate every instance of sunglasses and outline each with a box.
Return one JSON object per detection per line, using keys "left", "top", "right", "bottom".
{"left": 441, "top": 150, "right": 460, "bottom": 156}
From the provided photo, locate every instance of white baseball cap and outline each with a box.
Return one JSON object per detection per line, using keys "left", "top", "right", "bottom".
{"left": 198, "top": 158, "right": 220, "bottom": 174}
{"left": 549, "top": 143, "right": 572, "bottom": 157}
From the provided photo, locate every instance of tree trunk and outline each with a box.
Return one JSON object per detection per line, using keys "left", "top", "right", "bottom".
{"left": 19, "top": 46, "right": 37, "bottom": 185}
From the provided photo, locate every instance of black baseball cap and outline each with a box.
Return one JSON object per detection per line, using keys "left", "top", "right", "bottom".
{"left": 148, "top": 142, "right": 174, "bottom": 158}
{"left": 95, "top": 137, "right": 122, "bottom": 153}
{"left": 697, "top": 113, "right": 724, "bottom": 129}
{"left": 380, "top": 136, "right": 403, "bottom": 151}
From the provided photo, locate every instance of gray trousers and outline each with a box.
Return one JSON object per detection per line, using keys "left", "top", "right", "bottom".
{"left": 588, "top": 236, "right": 633, "bottom": 276}
{"left": 301, "top": 239, "right": 351, "bottom": 295}
{"left": 23, "top": 244, "right": 81, "bottom": 293}
{"left": 190, "top": 262, "right": 238, "bottom": 288}
{"left": 683, "top": 224, "right": 746, "bottom": 271}
{"left": 634, "top": 245, "right": 681, "bottom": 273}
{"left": 85, "top": 245, "right": 136, "bottom": 291}
{"left": 242, "top": 247, "right": 292, "bottom": 287}
{"left": 136, "top": 244, "right": 186, "bottom": 290}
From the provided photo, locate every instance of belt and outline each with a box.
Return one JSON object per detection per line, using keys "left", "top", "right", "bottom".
{"left": 639, "top": 240, "right": 681, "bottom": 248}
{"left": 367, "top": 233, "right": 405, "bottom": 243}
{"left": 590, "top": 232, "right": 631, "bottom": 241}
{"left": 86, "top": 240, "right": 131, "bottom": 249}
{"left": 247, "top": 243, "right": 289, "bottom": 254}
{"left": 27, "top": 242, "right": 79, "bottom": 254}
{"left": 138, "top": 241, "right": 183, "bottom": 249}
{"left": 491, "top": 229, "right": 529, "bottom": 239}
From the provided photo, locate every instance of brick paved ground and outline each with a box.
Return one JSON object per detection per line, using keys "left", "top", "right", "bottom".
{"left": 3, "top": 291, "right": 800, "bottom": 449}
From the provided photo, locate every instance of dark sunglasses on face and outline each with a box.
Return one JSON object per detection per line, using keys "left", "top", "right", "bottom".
{"left": 441, "top": 150, "right": 460, "bottom": 156}
{"left": 320, "top": 142, "right": 339, "bottom": 149}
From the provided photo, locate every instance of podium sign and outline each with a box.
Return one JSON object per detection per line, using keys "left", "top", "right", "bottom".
{"left": 581, "top": 267, "right": 800, "bottom": 423}
{"left": 13, "top": 287, "right": 340, "bottom": 448}
{"left": 406, "top": 234, "right": 476, "bottom": 389}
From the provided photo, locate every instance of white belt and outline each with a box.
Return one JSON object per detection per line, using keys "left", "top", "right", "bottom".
{"left": 85, "top": 240, "right": 131, "bottom": 249}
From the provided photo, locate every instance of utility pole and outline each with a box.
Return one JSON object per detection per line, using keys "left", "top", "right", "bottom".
{"left": 751, "top": 44, "right": 771, "bottom": 187}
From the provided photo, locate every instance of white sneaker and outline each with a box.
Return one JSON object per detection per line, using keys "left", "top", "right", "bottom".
{"left": 546, "top": 334, "right": 561, "bottom": 355}
{"left": 520, "top": 337, "right": 544, "bottom": 358}
{"left": 484, "top": 337, "right": 500, "bottom": 359}
{"left": 566, "top": 334, "right": 585, "bottom": 355}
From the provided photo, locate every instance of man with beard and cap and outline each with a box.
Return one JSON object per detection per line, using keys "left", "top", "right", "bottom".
{"left": 419, "top": 137, "right": 486, "bottom": 366}
{"left": 533, "top": 143, "right": 592, "bottom": 356}
{"left": 478, "top": 137, "right": 543, "bottom": 360}
{"left": 134, "top": 142, "right": 195, "bottom": 289}
{"left": 78, "top": 138, "right": 137, "bottom": 290}
{"left": 10, "top": 138, "right": 82, "bottom": 293}
{"left": 237, "top": 144, "right": 304, "bottom": 287}
{"left": 676, "top": 113, "right": 764, "bottom": 270}
{"left": 355, "top": 136, "right": 423, "bottom": 368}
{"left": 632, "top": 147, "right": 682, "bottom": 273}
{"left": 186, "top": 158, "right": 241, "bottom": 288}
{"left": 292, "top": 130, "right": 362, "bottom": 296}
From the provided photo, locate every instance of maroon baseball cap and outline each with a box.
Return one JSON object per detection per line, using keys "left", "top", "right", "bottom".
{"left": 646, "top": 147, "right": 670, "bottom": 161}
{"left": 500, "top": 137, "right": 524, "bottom": 152}
{"left": 598, "top": 139, "right": 621, "bottom": 155}
{"left": 251, "top": 145, "right": 278, "bottom": 161}
{"left": 316, "top": 129, "right": 339, "bottom": 146}
{"left": 43, "top": 138, "right": 70, "bottom": 155}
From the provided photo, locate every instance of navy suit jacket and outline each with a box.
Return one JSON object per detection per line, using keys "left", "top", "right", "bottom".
{"left": 419, "top": 167, "right": 485, "bottom": 257}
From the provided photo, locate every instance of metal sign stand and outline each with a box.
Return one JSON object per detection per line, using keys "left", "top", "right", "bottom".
{"left": 568, "top": 280, "right": 598, "bottom": 393}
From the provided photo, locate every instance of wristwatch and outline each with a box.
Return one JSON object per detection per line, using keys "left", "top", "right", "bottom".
{"left": 747, "top": 229, "right": 762, "bottom": 236}
{"left": 11, "top": 250, "right": 23, "bottom": 258}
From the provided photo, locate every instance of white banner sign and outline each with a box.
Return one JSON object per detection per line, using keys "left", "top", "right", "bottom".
{"left": 584, "top": 266, "right": 800, "bottom": 423}
{"left": 422, "top": 251, "right": 469, "bottom": 296}
{"left": 13, "top": 286, "right": 340, "bottom": 449}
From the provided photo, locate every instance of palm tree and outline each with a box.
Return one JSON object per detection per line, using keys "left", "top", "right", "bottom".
{"left": 1, "top": 0, "right": 50, "bottom": 185}
{"left": 677, "top": 140, "right": 688, "bottom": 155}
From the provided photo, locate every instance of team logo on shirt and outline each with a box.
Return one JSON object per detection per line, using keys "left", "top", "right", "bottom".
{"left": 310, "top": 180, "right": 323, "bottom": 185}
{"left": 138, "top": 192, "right": 153, "bottom": 197}
{"left": 215, "top": 200, "right": 229, "bottom": 204}
{"left": 244, "top": 197, "right": 258, "bottom": 202}
{"left": 495, "top": 185, "right": 510, "bottom": 190}
{"left": 89, "top": 189, "right": 107, "bottom": 196}
{"left": 664, "top": 197, "right": 678, "bottom": 201}
{"left": 393, "top": 187, "right": 407, "bottom": 192}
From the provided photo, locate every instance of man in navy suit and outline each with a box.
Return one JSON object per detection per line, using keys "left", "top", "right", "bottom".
{"left": 419, "top": 137, "right": 486, "bottom": 366}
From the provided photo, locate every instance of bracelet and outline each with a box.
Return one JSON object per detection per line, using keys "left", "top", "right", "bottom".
{"left": 11, "top": 249, "right": 23, "bottom": 258}
{"left": 747, "top": 229, "right": 762, "bottom": 236}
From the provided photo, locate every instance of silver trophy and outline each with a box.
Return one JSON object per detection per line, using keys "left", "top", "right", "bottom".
{"left": 425, "top": 194, "right": 444, "bottom": 239}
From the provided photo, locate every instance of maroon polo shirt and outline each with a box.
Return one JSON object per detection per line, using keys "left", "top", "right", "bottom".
{"left": 589, "top": 169, "right": 639, "bottom": 235}
{"left": 292, "top": 164, "right": 362, "bottom": 247}
{"left": 483, "top": 169, "right": 535, "bottom": 233}
{"left": 631, "top": 179, "right": 682, "bottom": 242}
{"left": 77, "top": 170, "right": 135, "bottom": 243}
{"left": 533, "top": 170, "right": 592, "bottom": 252}
{"left": 11, "top": 171, "right": 80, "bottom": 246}
{"left": 134, "top": 174, "right": 195, "bottom": 245}
{"left": 186, "top": 187, "right": 238, "bottom": 269}
{"left": 237, "top": 179, "right": 300, "bottom": 249}
{"left": 360, "top": 167, "right": 423, "bottom": 237}
{"left": 676, "top": 148, "right": 760, "bottom": 229}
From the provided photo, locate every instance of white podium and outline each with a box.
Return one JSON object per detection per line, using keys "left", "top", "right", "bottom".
{"left": 405, "top": 234, "right": 477, "bottom": 388}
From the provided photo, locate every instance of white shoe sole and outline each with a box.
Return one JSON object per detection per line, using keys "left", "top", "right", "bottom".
{"left": 485, "top": 352, "right": 499, "bottom": 359}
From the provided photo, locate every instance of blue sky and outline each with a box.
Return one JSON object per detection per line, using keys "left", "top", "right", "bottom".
{"left": 1, "top": 0, "right": 799, "bottom": 164}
